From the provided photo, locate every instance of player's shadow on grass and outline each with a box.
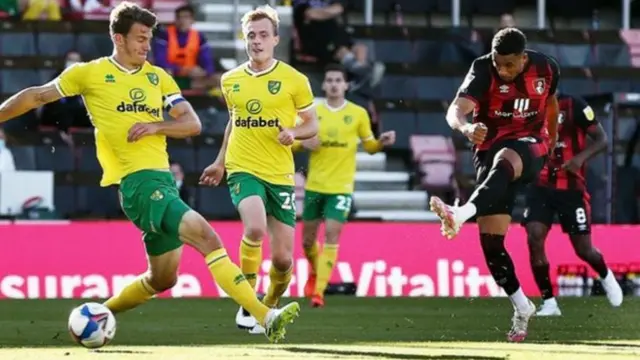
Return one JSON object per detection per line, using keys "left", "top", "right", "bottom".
{"left": 280, "top": 347, "right": 504, "bottom": 360}
{"left": 92, "top": 349, "right": 151, "bottom": 354}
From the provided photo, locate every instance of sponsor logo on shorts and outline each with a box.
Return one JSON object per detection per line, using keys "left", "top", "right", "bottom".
{"left": 116, "top": 88, "right": 161, "bottom": 118}
{"left": 150, "top": 190, "right": 164, "bottom": 201}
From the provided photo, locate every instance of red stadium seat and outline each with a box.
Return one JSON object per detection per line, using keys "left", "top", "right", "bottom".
{"left": 410, "top": 135, "right": 456, "bottom": 192}
{"left": 619, "top": 30, "right": 640, "bottom": 68}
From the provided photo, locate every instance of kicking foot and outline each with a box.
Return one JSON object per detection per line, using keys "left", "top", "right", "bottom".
{"left": 264, "top": 302, "right": 301, "bottom": 343}
{"left": 429, "top": 196, "right": 462, "bottom": 239}
{"left": 311, "top": 294, "right": 324, "bottom": 308}
{"left": 507, "top": 299, "right": 536, "bottom": 342}
{"left": 304, "top": 274, "right": 317, "bottom": 298}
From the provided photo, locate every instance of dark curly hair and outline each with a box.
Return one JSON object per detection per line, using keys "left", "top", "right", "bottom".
{"left": 491, "top": 27, "right": 527, "bottom": 56}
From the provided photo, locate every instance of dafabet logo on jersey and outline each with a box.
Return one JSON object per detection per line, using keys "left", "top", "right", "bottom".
{"left": 116, "top": 88, "right": 161, "bottom": 118}
{"left": 234, "top": 99, "right": 280, "bottom": 128}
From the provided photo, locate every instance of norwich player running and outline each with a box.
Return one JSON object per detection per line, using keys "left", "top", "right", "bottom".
{"left": 199, "top": 6, "right": 318, "bottom": 332}
{"left": 297, "top": 64, "right": 395, "bottom": 307}
{"left": 0, "top": 2, "right": 297, "bottom": 343}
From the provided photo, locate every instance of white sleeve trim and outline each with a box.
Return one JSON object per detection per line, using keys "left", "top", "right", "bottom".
{"left": 297, "top": 102, "right": 316, "bottom": 113}
{"left": 52, "top": 78, "right": 64, "bottom": 96}
{"left": 163, "top": 93, "right": 185, "bottom": 109}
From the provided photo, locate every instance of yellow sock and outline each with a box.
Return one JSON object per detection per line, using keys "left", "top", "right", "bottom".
{"left": 263, "top": 264, "right": 293, "bottom": 308}
{"left": 206, "top": 249, "right": 269, "bottom": 324}
{"left": 240, "top": 237, "right": 263, "bottom": 290}
{"left": 104, "top": 276, "right": 156, "bottom": 314}
{"left": 315, "top": 244, "right": 339, "bottom": 296}
{"left": 303, "top": 241, "right": 319, "bottom": 275}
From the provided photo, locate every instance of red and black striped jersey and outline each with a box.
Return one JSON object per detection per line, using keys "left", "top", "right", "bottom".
{"left": 456, "top": 50, "right": 560, "bottom": 152}
{"left": 537, "top": 94, "right": 598, "bottom": 191}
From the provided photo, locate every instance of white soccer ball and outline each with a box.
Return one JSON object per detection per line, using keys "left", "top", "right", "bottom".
{"left": 68, "top": 302, "right": 116, "bottom": 349}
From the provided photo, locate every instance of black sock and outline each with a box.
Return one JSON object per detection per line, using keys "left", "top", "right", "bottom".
{"left": 469, "top": 159, "right": 515, "bottom": 214}
{"left": 532, "top": 263, "right": 554, "bottom": 300}
{"left": 480, "top": 233, "right": 521, "bottom": 295}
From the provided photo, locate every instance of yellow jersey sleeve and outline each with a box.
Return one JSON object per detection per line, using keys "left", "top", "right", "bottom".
{"left": 55, "top": 62, "right": 90, "bottom": 97}
{"left": 357, "top": 108, "right": 375, "bottom": 140}
{"left": 293, "top": 74, "right": 315, "bottom": 112}
{"left": 157, "top": 67, "right": 185, "bottom": 110}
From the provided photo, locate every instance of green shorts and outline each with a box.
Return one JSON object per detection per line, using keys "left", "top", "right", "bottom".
{"left": 302, "top": 190, "right": 352, "bottom": 223}
{"left": 119, "top": 170, "right": 191, "bottom": 256}
{"left": 227, "top": 172, "right": 296, "bottom": 227}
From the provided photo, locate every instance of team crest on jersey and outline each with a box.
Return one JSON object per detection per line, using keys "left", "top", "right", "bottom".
{"left": 146, "top": 72, "right": 159, "bottom": 86}
{"left": 533, "top": 78, "right": 546, "bottom": 95}
{"left": 343, "top": 115, "right": 353, "bottom": 124}
{"left": 558, "top": 111, "right": 566, "bottom": 124}
{"left": 268, "top": 80, "right": 281, "bottom": 94}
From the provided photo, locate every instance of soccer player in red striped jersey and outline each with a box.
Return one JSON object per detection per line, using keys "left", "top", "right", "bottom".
{"left": 429, "top": 28, "right": 560, "bottom": 343}
{"left": 522, "top": 93, "right": 623, "bottom": 316}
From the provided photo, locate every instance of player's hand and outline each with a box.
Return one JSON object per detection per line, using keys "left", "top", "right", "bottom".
{"left": 379, "top": 131, "right": 396, "bottom": 146}
{"left": 127, "top": 122, "right": 159, "bottom": 142}
{"left": 460, "top": 123, "right": 487, "bottom": 145}
{"left": 561, "top": 156, "right": 585, "bottom": 175}
{"left": 199, "top": 161, "right": 225, "bottom": 186}
{"left": 277, "top": 127, "right": 295, "bottom": 146}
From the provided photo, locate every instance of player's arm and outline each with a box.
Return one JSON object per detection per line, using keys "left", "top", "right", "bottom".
{"left": 0, "top": 81, "right": 63, "bottom": 123}
{"left": 358, "top": 109, "right": 390, "bottom": 154}
{"left": 157, "top": 99, "right": 202, "bottom": 138}
{"left": 292, "top": 75, "right": 318, "bottom": 140}
{"left": 213, "top": 115, "right": 232, "bottom": 164}
{"left": 446, "top": 59, "right": 489, "bottom": 132}
{"left": 574, "top": 97, "right": 607, "bottom": 161}
{"left": 545, "top": 57, "right": 561, "bottom": 148}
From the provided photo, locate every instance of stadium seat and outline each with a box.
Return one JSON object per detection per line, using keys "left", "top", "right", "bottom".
{"left": 37, "top": 33, "right": 75, "bottom": 56}
{"left": 54, "top": 185, "right": 76, "bottom": 218}
{"left": 10, "top": 146, "right": 37, "bottom": 170}
{"left": 379, "top": 111, "right": 416, "bottom": 150}
{"left": 419, "top": 161, "right": 455, "bottom": 189}
{"left": 414, "top": 41, "right": 441, "bottom": 64}
{"left": 1, "top": 70, "right": 39, "bottom": 94}
{"left": 35, "top": 144, "right": 74, "bottom": 171}
{"left": 556, "top": 44, "right": 592, "bottom": 67}
{"left": 409, "top": 135, "right": 456, "bottom": 163}
{"left": 416, "top": 77, "right": 456, "bottom": 100}
{"left": 374, "top": 40, "right": 415, "bottom": 63}
{"left": 167, "top": 146, "right": 196, "bottom": 172}
{"left": 592, "top": 44, "right": 632, "bottom": 67}
{"left": 560, "top": 79, "right": 597, "bottom": 95}
{"left": 77, "top": 146, "right": 101, "bottom": 171}
{"left": 38, "top": 69, "right": 57, "bottom": 84}
{"left": 196, "top": 146, "right": 220, "bottom": 170}
{"left": 77, "top": 33, "right": 113, "bottom": 60}
{"left": 153, "top": 0, "right": 184, "bottom": 24}
{"left": 77, "top": 186, "right": 120, "bottom": 217}
{"left": 0, "top": 33, "right": 36, "bottom": 56}
{"left": 596, "top": 80, "right": 631, "bottom": 93}
{"left": 378, "top": 75, "right": 416, "bottom": 100}
{"left": 416, "top": 113, "right": 453, "bottom": 137}
{"left": 527, "top": 43, "right": 559, "bottom": 60}
{"left": 197, "top": 187, "right": 236, "bottom": 219}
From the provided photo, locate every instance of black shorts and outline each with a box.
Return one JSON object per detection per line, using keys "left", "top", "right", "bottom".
{"left": 473, "top": 138, "right": 547, "bottom": 217}
{"left": 521, "top": 185, "right": 591, "bottom": 234}
{"left": 298, "top": 22, "right": 353, "bottom": 63}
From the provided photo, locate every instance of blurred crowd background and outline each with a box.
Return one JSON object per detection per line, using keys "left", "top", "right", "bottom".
{"left": 0, "top": 0, "right": 639, "bottom": 225}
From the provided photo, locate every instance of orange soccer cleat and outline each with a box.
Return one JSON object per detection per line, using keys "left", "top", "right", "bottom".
{"left": 304, "top": 274, "right": 316, "bottom": 298}
{"left": 310, "top": 294, "right": 324, "bottom": 308}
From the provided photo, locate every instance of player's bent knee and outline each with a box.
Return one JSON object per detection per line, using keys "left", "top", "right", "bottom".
{"left": 494, "top": 148, "right": 523, "bottom": 178}
{"left": 179, "top": 210, "right": 223, "bottom": 255}
{"left": 271, "top": 254, "right": 293, "bottom": 271}
{"left": 148, "top": 273, "right": 178, "bottom": 292}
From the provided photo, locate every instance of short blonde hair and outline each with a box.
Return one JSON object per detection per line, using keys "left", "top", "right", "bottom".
{"left": 241, "top": 5, "right": 280, "bottom": 35}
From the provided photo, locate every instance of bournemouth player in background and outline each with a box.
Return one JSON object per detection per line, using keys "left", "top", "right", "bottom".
{"left": 522, "top": 93, "right": 623, "bottom": 316}
{"left": 429, "top": 28, "right": 560, "bottom": 342}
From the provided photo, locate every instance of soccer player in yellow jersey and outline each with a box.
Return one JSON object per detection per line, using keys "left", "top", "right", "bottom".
{"left": 295, "top": 64, "right": 395, "bottom": 308}
{"left": 200, "top": 5, "right": 318, "bottom": 332}
{"left": 0, "top": 2, "right": 298, "bottom": 343}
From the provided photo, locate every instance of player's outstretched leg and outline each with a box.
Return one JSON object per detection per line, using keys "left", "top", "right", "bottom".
{"left": 431, "top": 150, "right": 521, "bottom": 239}
{"left": 312, "top": 219, "right": 343, "bottom": 308}
{"left": 569, "top": 234, "right": 623, "bottom": 307}
{"left": 478, "top": 218, "right": 535, "bottom": 343}
{"left": 302, "top": 220, "right": 321, "bottom": 298}
{"left": 526, "top": 222, "right": 561, "bottom": 316}
{"left": 103, "top": 245, "right": 182, "bottom": 314}
{"left": 263, "top": 217, "right": 295, "bottom": 308}
{"left": 180, "top": 210, "right": 299, "bottom": 343}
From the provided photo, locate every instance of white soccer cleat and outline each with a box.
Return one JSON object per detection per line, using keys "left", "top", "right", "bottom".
{"left": 536, "top": 299, "right": 562, "bottom": 317}
{"left": 263, "top": 302, "right": 301, "bottom": 343}
{"left": 601, "top": 270, "right": 623, "bottom": 307}
{"left": 235, "top": 306, "right": 257, "bottom": 330}
{"left": 507, "top": 299, "right": 536, "bottom": 343}
{"left": 248, "top": 324, "right": 266, "bottom": 335}
{"left": 429, "top": 196, "right": 462, "bottom": 240}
